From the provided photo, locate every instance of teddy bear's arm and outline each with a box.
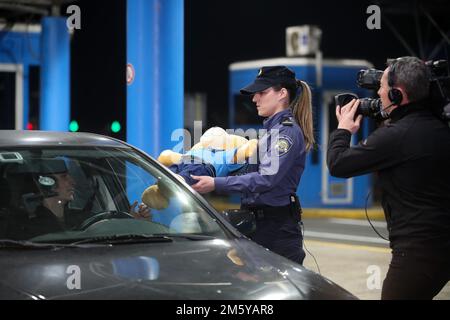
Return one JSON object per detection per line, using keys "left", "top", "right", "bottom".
{"left": 234, "top": 139, "right": 258, "bottom": 163}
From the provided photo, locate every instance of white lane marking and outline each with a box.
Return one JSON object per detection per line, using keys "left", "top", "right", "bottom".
{"left": 305, "top": 239, "right": 391, "bottom": 253}
{"left": 328, "top": 218, "right": 387, "bottom": 228}
{"left": 304, "top": 230, "right": 389, "bottom": 245}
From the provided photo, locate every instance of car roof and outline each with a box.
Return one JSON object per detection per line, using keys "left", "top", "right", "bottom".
{"left": 0, "top": 130, "right": 129, "bottom": 148}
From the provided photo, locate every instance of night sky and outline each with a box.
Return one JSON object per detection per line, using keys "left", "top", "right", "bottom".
{"left": 70, "top": 0, "right": 450, "bottom": 139}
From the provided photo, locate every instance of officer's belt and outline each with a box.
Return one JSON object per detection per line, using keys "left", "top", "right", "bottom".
{"left": 242, "top": 204, "right": 300, "bottom": 221}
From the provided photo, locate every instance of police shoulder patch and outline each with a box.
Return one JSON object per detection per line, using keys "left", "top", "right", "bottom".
{"left": 281, "top": 116, "right": 294, "bottom": 126}
{"left": 275, "top": 135, "right": 293, "bottom": 156}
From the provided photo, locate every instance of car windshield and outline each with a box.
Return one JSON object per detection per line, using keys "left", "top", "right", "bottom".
{"left": 0, "top": 147, "right": 226, "bottom": 243}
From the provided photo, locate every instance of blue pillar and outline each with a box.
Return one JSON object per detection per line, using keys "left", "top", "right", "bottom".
{"left": 127, "top": 0, "right": 184, "bottom": 157}
{"left": 40, "top": 17, "right": 70, "bottom": 131}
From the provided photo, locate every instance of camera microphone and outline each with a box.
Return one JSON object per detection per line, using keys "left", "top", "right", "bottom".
{"left": 377, "top": 103, "right": 396, "bottom": 119}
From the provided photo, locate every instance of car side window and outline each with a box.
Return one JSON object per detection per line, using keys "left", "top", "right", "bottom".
{"left": 122, "top": 160, "right": 222, "bottom": 235}
{"left": 0, "top": 147, "right": 227, "bottom": 241}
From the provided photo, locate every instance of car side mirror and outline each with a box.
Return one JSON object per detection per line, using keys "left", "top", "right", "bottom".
{"left": 222, "top": 209, "right": 256, "bottom": 236}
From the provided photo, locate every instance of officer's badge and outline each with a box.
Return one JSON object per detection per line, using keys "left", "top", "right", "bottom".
{"left": 275, "top": 137, "right": 292, "bottom": 156}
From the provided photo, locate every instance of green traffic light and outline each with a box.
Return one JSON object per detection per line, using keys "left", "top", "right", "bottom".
{"left": 69, "top": 120, "right": 79, "bottom": 132}
{"left": 111, "top": 121, "right": 121, "bottom": 133}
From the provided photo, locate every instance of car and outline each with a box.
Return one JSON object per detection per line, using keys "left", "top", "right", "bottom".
{"left": 0, "top": 130, "right": 356, "bottom": 300}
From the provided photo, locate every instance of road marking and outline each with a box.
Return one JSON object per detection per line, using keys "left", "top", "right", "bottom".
{"left": 304, "top": 239, "right": 391, "bottom": 253}
{"left": 328, "top": 218, "right": 387, "bottom": 228}
{"left": 304, "top": 230, "right": 389, "bottom": 245}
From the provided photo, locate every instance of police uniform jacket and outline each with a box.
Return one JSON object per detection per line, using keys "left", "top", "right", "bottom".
{"left": 327, "top": 102, "right": 450, "bottom": 253}
{"left": 215, "top": 109, "right": 306, "bottom": 207}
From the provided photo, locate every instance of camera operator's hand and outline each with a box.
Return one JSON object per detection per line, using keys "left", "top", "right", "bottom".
{"left": 336, "top": 99, "right": 363, "bottom": 134}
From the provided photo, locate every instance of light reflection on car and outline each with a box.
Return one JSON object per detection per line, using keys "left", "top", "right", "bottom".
{"left": 0, "top": 130, "right": 357, "bottom": 300}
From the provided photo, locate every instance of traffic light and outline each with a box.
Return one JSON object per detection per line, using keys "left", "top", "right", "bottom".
{"left": 110, "top": 121, "right": 121, "bottom": 133}
{"left": 26, "top": 122, "right": 35, "bottom": 130}
{"left": 69, "top": 120, "right": 79, "bottom": 132}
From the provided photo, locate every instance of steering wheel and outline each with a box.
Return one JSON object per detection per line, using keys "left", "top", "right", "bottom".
{"left": 78, "top": 211, "right": 135, "bottom": 230}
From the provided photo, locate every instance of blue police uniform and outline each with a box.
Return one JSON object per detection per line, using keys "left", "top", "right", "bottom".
{"left": 215, "top": 108, "right": 306, "bottom": 264}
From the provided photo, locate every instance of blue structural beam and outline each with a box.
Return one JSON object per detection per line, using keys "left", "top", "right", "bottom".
{"left": 40, "top": 17, "right": 70, "bottom": 131}
{"left": 127, "top": 0, "right": 184, "bottom": 157}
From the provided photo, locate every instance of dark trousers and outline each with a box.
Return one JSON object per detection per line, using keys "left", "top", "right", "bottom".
{"left": 250, "top": 215, "right": 305, "bottom": 265}
{"left": 382, "top": 250, "right": 450, "bottom": 300}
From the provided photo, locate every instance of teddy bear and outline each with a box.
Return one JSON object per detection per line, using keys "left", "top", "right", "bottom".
{"left": 141, "top": 127, "right": 258, "bottom": 210}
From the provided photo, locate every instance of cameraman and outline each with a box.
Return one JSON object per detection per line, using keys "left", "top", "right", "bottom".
{"left": 327, "top": 56, "right": 450, "bottom": 300}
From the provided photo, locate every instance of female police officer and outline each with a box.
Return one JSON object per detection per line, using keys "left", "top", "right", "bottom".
{"left": 192, "top": 66, "right": 314, "bottom": 265}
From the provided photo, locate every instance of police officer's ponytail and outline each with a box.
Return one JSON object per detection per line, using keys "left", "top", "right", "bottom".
{"left": 291, "top": 80, "right": 315, "bottom": 152}
{"left": 274, "top": 79, "right": 315, "bottom": 151}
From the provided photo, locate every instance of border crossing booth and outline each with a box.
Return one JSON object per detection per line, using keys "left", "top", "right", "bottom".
{"left": 228, "top": 57, "right": 374, "bottom": 208}
{"left": 0, "top": 24, "right": 41, "bottom": 131}
{"left": 0, "top": 19, "right": 70, "bottom": 132}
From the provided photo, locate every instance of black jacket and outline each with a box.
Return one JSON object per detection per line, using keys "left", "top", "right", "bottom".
{"left": 327, "top": 102, "right": 450, "bottom": 253}
{"left": 6, "top": 205, "right": 90, "bottom": 240}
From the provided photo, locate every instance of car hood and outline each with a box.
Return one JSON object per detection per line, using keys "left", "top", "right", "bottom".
{"left": 0, "top": 238, "right": 356, "bottom": 300}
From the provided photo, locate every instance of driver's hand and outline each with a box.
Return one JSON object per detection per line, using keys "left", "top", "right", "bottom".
{"left": 130, "top": 201, "right": 152, "bottom": 220}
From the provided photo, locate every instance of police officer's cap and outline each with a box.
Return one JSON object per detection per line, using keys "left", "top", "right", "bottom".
{"left": 240, "top": 66, "right": 297, "bottom": 95}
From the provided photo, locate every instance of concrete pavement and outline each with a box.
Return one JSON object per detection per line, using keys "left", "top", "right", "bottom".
{"left": 302, "top": 238, "right": 450, "bottom": 300}
{"left": 208, "top": 196, "right": 450, "bottom": 300}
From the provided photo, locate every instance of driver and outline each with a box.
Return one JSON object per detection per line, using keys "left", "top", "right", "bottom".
{"left": 9, "top": 159, "right": 150, "bottom": 240}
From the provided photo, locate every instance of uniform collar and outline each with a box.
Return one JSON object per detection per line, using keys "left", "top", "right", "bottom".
{"left": 263, "top": 108, "right": 292, "bottom": 130}
{"left": 388, "top": 101, "right": 427, "bottom": 123}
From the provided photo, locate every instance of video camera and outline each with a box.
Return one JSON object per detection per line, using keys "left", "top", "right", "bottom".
{"left": 335, "top": 59, "right": 450, "bottom": 121}
{"left": 425, "top": 60, "right": 450, "bottom": 121}
{"left": 334, "top": 93, "right": 384, "bottom": 120}
{"left": 334, "top": 67, "right": 386, "bottom": 121}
